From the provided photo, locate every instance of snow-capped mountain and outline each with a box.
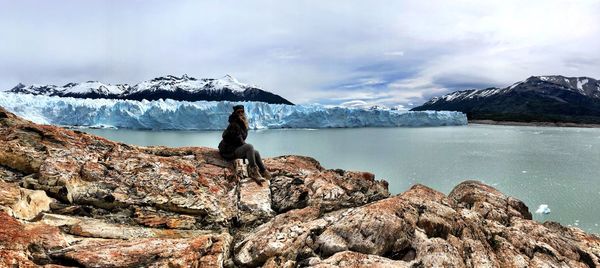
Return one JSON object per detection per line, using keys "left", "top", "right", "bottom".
{"left": 423, "top": 76, "right": 600, "bottom": 104}
{"left": 412, "top": 75, "right": 600, "bottom": 124}
{"left": 0, "top": 92, "right": 467, "bottom": 130}
{"left": 5, "top": 75, "right": 294, "bottom": 105}
{"left": 11, "top": 81, "right": 130, "bottom": 98}
{"left": 338, "top": 100, "right": 392, "bottom": 110}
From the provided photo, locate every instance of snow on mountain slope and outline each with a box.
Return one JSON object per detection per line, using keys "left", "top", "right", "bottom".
{"left": 0, "top": 93, "right": 467, "bottom": 130}
{"left": 209, "top": 74, "right": 249, "bottom": 92}
{"left": 128, "top": 74, "right": 248, "bottom": 94}
{"left": 426, "top": 75, "right": 600, "bottom": 105}
{"left": 7, "top": 81, "right": 128, "bottom": 96}
{"left": 63, "top": 81, "right": 129, "bottom": 95}
{"left": 9, "top": 75, "right": 252, "bottom": 96}
{"left": 5, "top": 74, "right": 294, "bottom": 105}
{"left": 7, "top": 83, "right": 60, "bottom": 95}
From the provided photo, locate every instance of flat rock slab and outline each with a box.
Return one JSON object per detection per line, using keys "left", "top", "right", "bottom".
{"left": 307, "top": 251, "right": 411, "bottom": 268}
{"left": 0, "top": 211, "right": 232, "bottom": 267}
{"left": 40, "top": 213, "right": 214, "bottom": 240}
{"left": 238, "top": 177, "right": 275, "bottom": 225}
{"left": 52, "top": 233, "right": 232, "bottom": 268}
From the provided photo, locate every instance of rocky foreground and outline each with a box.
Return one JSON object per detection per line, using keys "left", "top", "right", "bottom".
{"left": 0, "top": 107, "right": 599, "bottom": 268}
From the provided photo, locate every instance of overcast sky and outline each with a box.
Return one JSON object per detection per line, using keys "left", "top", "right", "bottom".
{"left": 1, "top": 0, "right": 599, "bottom": 108}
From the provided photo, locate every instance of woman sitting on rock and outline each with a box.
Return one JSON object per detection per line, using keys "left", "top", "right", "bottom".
{"left": 218, "top": 105, "right": 271, "bottom": 182}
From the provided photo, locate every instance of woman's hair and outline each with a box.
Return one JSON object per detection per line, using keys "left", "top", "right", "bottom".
{"left": 234, "top": 110, "right": 249, "bottom": 129}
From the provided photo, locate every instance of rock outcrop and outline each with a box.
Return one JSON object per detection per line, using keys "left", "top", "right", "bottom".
{"left": 0, "top": 106, "right": 599, "bottom": 267}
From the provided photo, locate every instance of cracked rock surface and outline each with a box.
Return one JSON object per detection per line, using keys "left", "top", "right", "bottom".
{"left": 0, "top": 107, "right": 599, "bottom": 267}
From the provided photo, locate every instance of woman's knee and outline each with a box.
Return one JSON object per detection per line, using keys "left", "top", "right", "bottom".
{"left": 244, "top": 143, "right": 254, "bottom": 151}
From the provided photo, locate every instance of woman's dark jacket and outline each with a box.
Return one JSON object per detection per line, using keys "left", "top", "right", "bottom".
{"left": 218, "top": 114, "right": 248, "bottom": 160}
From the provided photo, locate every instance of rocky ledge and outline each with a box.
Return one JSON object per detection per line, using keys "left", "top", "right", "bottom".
{"left": 0, "top": 107, "right": 599, "bottom": 268}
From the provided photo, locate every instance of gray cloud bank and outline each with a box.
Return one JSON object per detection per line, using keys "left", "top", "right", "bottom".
{"left": 1, "top": 0, "right": 599, "bottom": 108}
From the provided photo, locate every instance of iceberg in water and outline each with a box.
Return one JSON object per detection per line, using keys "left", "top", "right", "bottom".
{"left": 535, "top": 204, "right": 551, "bottom": 214}
{"left": 0, "top": 93, "right": 468, "bottom": 130}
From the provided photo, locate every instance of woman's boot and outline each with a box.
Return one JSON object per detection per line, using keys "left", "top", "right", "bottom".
{"left": 247, "top": 165, "right": 264, "bottom": 185}
{"left": 260, "top": 169, "right": 272, "bottom": 180}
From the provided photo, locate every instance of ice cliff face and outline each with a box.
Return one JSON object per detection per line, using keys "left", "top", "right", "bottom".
{"left": 0, "top": 93, "right": 467, "bottom": 130}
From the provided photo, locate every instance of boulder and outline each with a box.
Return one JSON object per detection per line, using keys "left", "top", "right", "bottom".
{"left": 0, "top": 179, "right": 54, "bottom": 220}
{"left": 233, "top": 183, "right": 600, "bottom": 267}
{"left": 1, "top": 106, "right": 599, "bottom": 268}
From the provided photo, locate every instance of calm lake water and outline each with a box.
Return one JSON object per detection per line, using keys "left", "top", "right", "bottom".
{"left": 83, "top": 124, "right": 600, "bottom": 234}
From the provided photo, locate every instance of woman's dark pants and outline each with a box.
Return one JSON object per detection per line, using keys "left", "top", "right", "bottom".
{"left": 234, "top": 144, "right": 266, "bottom": 172}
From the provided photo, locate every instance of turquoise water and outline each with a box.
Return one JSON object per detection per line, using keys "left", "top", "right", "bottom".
{"left": 83, "top": 125, "right": 600, "bottom": 234}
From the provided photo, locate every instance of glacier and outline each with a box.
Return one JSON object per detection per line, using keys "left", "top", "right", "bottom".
{"left": 0, "top": 93, "right": 467, "bottom": 130}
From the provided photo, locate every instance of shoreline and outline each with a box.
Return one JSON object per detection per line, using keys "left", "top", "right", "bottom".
{"left": 469, "top": 119, "right": 600, "bottom": 128}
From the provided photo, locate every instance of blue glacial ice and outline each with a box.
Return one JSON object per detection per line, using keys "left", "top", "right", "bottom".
{"left": 0, "top": 93, "right": 468, "bottom": 130}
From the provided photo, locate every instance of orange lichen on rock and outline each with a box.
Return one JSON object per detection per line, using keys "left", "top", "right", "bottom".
{"left": 1, "top": 106, "right": 599, "bottom": 267}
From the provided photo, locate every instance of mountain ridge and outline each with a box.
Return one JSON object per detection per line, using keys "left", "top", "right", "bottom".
{"left": 5, "top": 74, "right": 294, "bottom": 105}
{"left": 411, "top": 75, "right": 600, "bottom": 124}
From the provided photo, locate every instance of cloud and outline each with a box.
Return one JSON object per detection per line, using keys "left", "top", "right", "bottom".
{"left": 384, "top": 51, "right": 404, "bottom": 57}
{"left": 0, "top": 0, "right": 599, "bottom": 107}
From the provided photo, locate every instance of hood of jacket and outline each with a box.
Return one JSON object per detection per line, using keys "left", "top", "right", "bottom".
{"left": 228, "top": 113, "right": 247, "bottom": 129}
{"left": 228, "top": 113, "right": 241, "bottom": 123}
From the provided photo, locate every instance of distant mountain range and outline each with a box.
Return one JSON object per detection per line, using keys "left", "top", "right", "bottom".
{"left": 412, "top": 75, "right": 600, "bottom": 124}
{"left": 4, "top": 74, "right": 294, "bottom": 105}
